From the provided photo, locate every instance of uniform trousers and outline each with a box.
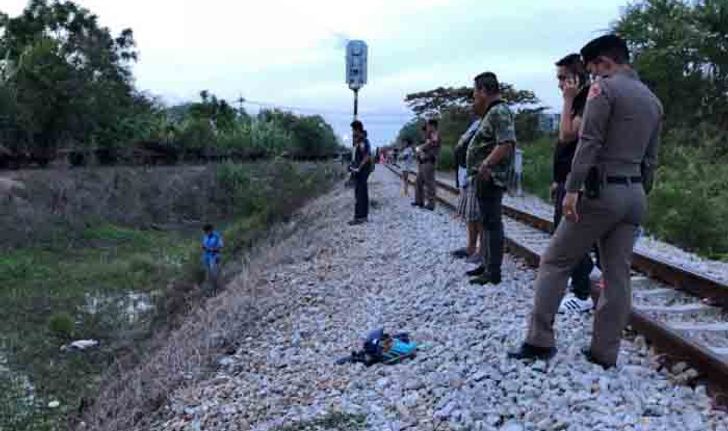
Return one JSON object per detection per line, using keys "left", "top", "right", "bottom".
{"left": 415, "top": 162, "right": 437, "bottom": 207}
{"left": 553, "top": 182, "right": 595, "bottom": 300}
{"left": 354, "top": 170, "right": 370, "bottom": 220}
{"left": 526, "top": 183, "right": 646, "bottom": 365}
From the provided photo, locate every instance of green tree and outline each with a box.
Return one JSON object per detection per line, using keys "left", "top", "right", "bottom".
{"left": 404, "top": 84, "right": 539, "bottom": 117}
{"left": 614, "top": 0, "right": 728, "bottom": 128}
{"left": 0, "top": 0, "right": 138, "bottom": 160}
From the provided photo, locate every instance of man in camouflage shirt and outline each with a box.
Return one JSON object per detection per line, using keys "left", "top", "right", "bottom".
{"left": 465, "top": 72, "right": 517, "bottom": 285}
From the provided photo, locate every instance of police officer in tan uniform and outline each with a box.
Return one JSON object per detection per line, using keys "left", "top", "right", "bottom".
{"left": 509, "top": 35, "right": 663, "bottom": 368}
{"left": 413, "top": 119, "right": 441, "bottom": 210}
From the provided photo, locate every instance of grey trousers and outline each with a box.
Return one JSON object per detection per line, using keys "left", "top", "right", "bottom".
{"left": 415, "top": 162, "right": 437, "bottom": 207}
{"left": 526, "top": 184, "right": 646, "bottom": 365}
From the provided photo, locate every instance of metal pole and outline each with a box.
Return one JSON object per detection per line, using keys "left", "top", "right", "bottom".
{"left": 353, "top": 89, "right": 359, "bottom": 120}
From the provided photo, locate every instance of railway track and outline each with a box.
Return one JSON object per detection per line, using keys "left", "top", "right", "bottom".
{"left": 385, "top": 163, "right": 728, "bottom": 406}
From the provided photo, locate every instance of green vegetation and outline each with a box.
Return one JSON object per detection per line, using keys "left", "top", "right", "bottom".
{"left": 0, "top": 161, "right": 343, "bottom": 430}
{"left": 272, "top": 412, "right": 368, "bottom": 431}
{"left": 0, "top": 1, "right": 344, "bottom": 168}
{"left": 614, "top": 0, "right": 728, "bottom": 259}
{"left": 519, "top": 136, "right": 554, "bottom": 202}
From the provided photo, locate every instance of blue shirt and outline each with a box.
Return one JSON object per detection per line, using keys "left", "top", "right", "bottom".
{"left": 202, "top": 231, "right": 223, "bottom": 262}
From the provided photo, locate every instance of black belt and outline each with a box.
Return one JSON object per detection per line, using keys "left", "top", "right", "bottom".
{"left": 606, "top": 176, "right": 641, "bottom": 184}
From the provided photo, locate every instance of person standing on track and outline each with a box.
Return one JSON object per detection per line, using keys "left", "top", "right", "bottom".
{"left": 509, "top": 35, "right": 663, "bottom": 368}
{"left": 551, "top": 53, "right": 596, "bottom": 314}
{"left": 452, "top": 118, "right": 484, "bottom": 263}
{"left": 349, "top": 120, "right": 372, "bottom": 226}
{"left": 412, "top": 119, "right": 441, "bottom": 211}
{"left": 465, "top": 72, "right": 517, "bottom": 286}
{"left": 400, "top": 138, "right": 415, "bottom": 196}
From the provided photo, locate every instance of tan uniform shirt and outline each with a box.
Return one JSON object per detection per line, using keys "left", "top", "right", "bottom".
{"left": 418, "top": 131, "right": 441, "bottom": 163}
{"left": 565, "top": 69, "right": 663, "bottom": 193}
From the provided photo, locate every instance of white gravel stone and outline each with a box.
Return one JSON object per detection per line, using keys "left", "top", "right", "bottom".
{"left": 159, "top": 168, "right": 728, "bottom": 430}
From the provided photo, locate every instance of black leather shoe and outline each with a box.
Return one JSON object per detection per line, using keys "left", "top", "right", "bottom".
{"left": 469, "top": 273, "right": 502, "bottom": 285}
{"left": 507, "top": 343, "right": 557, "bottom": 360}
{"left": 451, "top": 248, "right": 469, "bottom": 259}
{"left": 424, "top": 204, "right": 435, "bottom": 211}
{"left": 347, "top": 218, "right": 367, "bottom": 226}
{"left": 581, "top": 347, "right": 615, "bottom": 369}
{"left": 411, "top": 202, "right": 423, "bottom": 207}
{"left": 466, "top": 265, "right": 486, "bottom": 277}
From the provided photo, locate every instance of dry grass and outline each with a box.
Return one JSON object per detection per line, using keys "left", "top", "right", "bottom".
{"left": 75, "top": 181, "right": 346, "bottom": 431}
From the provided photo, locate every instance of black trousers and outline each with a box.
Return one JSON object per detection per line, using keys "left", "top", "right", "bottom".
{"left": 477, "top": 180, "right": 504, "bottom": 277}
{"left": 553, "top": 182, "right": 595, "bottom": 300}
{"left": 354, "top": 171, "right": 370, "bottom": 220}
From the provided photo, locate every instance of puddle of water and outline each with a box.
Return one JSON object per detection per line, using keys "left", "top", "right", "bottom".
{"left": 0, "top": 349, "right": 39, "bottom": 426}
{"left": 82, "top": 290, "right": 161, "bottom": 324}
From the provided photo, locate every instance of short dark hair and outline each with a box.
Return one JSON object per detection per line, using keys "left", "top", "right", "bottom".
{"left": 555, "top": 53, "right": 588, "bottom": 86}
{"left": 427, "top": 118, "right": 439, "bottom": 129}
{"left": 350, "top": 120, "right": 364, "bottom": 132}
{"left": 474, "top": 72, "right": 500, "bottom": 95}
{"left": 581, "top": 34, "right": 630, "bottom": 65}
{"left": 203, "top": 224, "right": 213, "bottom": 232}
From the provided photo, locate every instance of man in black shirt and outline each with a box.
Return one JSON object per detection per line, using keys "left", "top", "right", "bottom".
{"left": 552, "top": 54, "right": 595, "bottom": 313}
{"left": 349, "top": 120, "right": 372, "bottom": 225}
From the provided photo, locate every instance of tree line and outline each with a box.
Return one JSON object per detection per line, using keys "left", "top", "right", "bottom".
{"left": 0, "top": 0, "right": 343, "bottom": 168}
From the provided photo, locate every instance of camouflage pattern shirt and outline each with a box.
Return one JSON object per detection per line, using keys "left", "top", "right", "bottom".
{"left": 465, "top": 101, "right": 517, "bottom": 188}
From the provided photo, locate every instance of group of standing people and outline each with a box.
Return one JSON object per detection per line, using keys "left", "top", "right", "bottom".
{"left": 386, "top": 34, "right": 663, "bottom": 368}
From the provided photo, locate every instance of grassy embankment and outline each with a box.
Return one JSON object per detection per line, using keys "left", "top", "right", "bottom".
{"left": 0, "top": 161, "right": 343, "bottom": 430}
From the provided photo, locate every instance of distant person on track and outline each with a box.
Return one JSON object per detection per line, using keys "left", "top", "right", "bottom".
{"left": 510, "top": 35, "right": 663, "bottom": 368}
{"left": 412, "top": 119, "right": 441, "bottom": 211}
{"left": 201, "top": 224, "right": 223, "bottom": 295}
{"left": 452, "top": 118, "right": 484, "bottom": 263}
{"left": 400, "top": 138, "right": 415, "bottom": 196}
{"left": 465, "top": 72, "right": 517, "bottom": 286}
{"left": 551, "top": 53, "right": 596, "bottom": 314}
{"left": 349, "top": 120, "right": 372, "bottom": 226}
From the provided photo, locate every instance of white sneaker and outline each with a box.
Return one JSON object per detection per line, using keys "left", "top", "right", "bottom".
{"left": 558, "top": 295, "right": 594, "bottom": 314}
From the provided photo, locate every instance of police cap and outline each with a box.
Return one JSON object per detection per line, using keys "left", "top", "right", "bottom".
{"left": 580, "top": 34, "right": 629, "bottom": 65}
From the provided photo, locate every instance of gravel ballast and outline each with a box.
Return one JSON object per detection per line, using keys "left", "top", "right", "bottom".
{"left": 160, "top": 168, "right": 727, "bottom": 431}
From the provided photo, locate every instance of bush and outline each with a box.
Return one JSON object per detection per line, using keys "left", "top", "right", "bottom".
{"left": 520, "top": 136, "right": 554, "bottom": 201}
{"left": 437, "top": 145, "right": 455, "bottom": 171}
{"left": 645, "top": 132, "right": 728, "bottom": 259}
{"left": 48, "top": 312, "right": 74, "bottom": 338}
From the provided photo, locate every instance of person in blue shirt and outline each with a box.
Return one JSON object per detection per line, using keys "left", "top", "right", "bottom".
{"left": 201, "top": 224, "right": 223, "bottom": 294}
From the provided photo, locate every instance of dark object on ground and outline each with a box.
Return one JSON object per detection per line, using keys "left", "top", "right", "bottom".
{"left": 336, "top": 328, "right": 417, "bottom": 366}
{"left": 348, "top": 218, "right": 367, "bottom": 226}
{"left": 581, "top": 347, "right": 615, "bottom": 369}
{"left": 469, "top": 273, "right": 502, "bottom": 285}
{"left": 451, "top": 248, "right": 469, "bottom": 259}
{"left": 466, "top": 265, "right": 485, "bottom": 277}
{"left": 507, "top": 343, "right": 557, "bottom": 361}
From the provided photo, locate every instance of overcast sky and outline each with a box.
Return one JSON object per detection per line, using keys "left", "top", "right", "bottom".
{"left": 5, "top": 0, "right": 627, "bottom": 145}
